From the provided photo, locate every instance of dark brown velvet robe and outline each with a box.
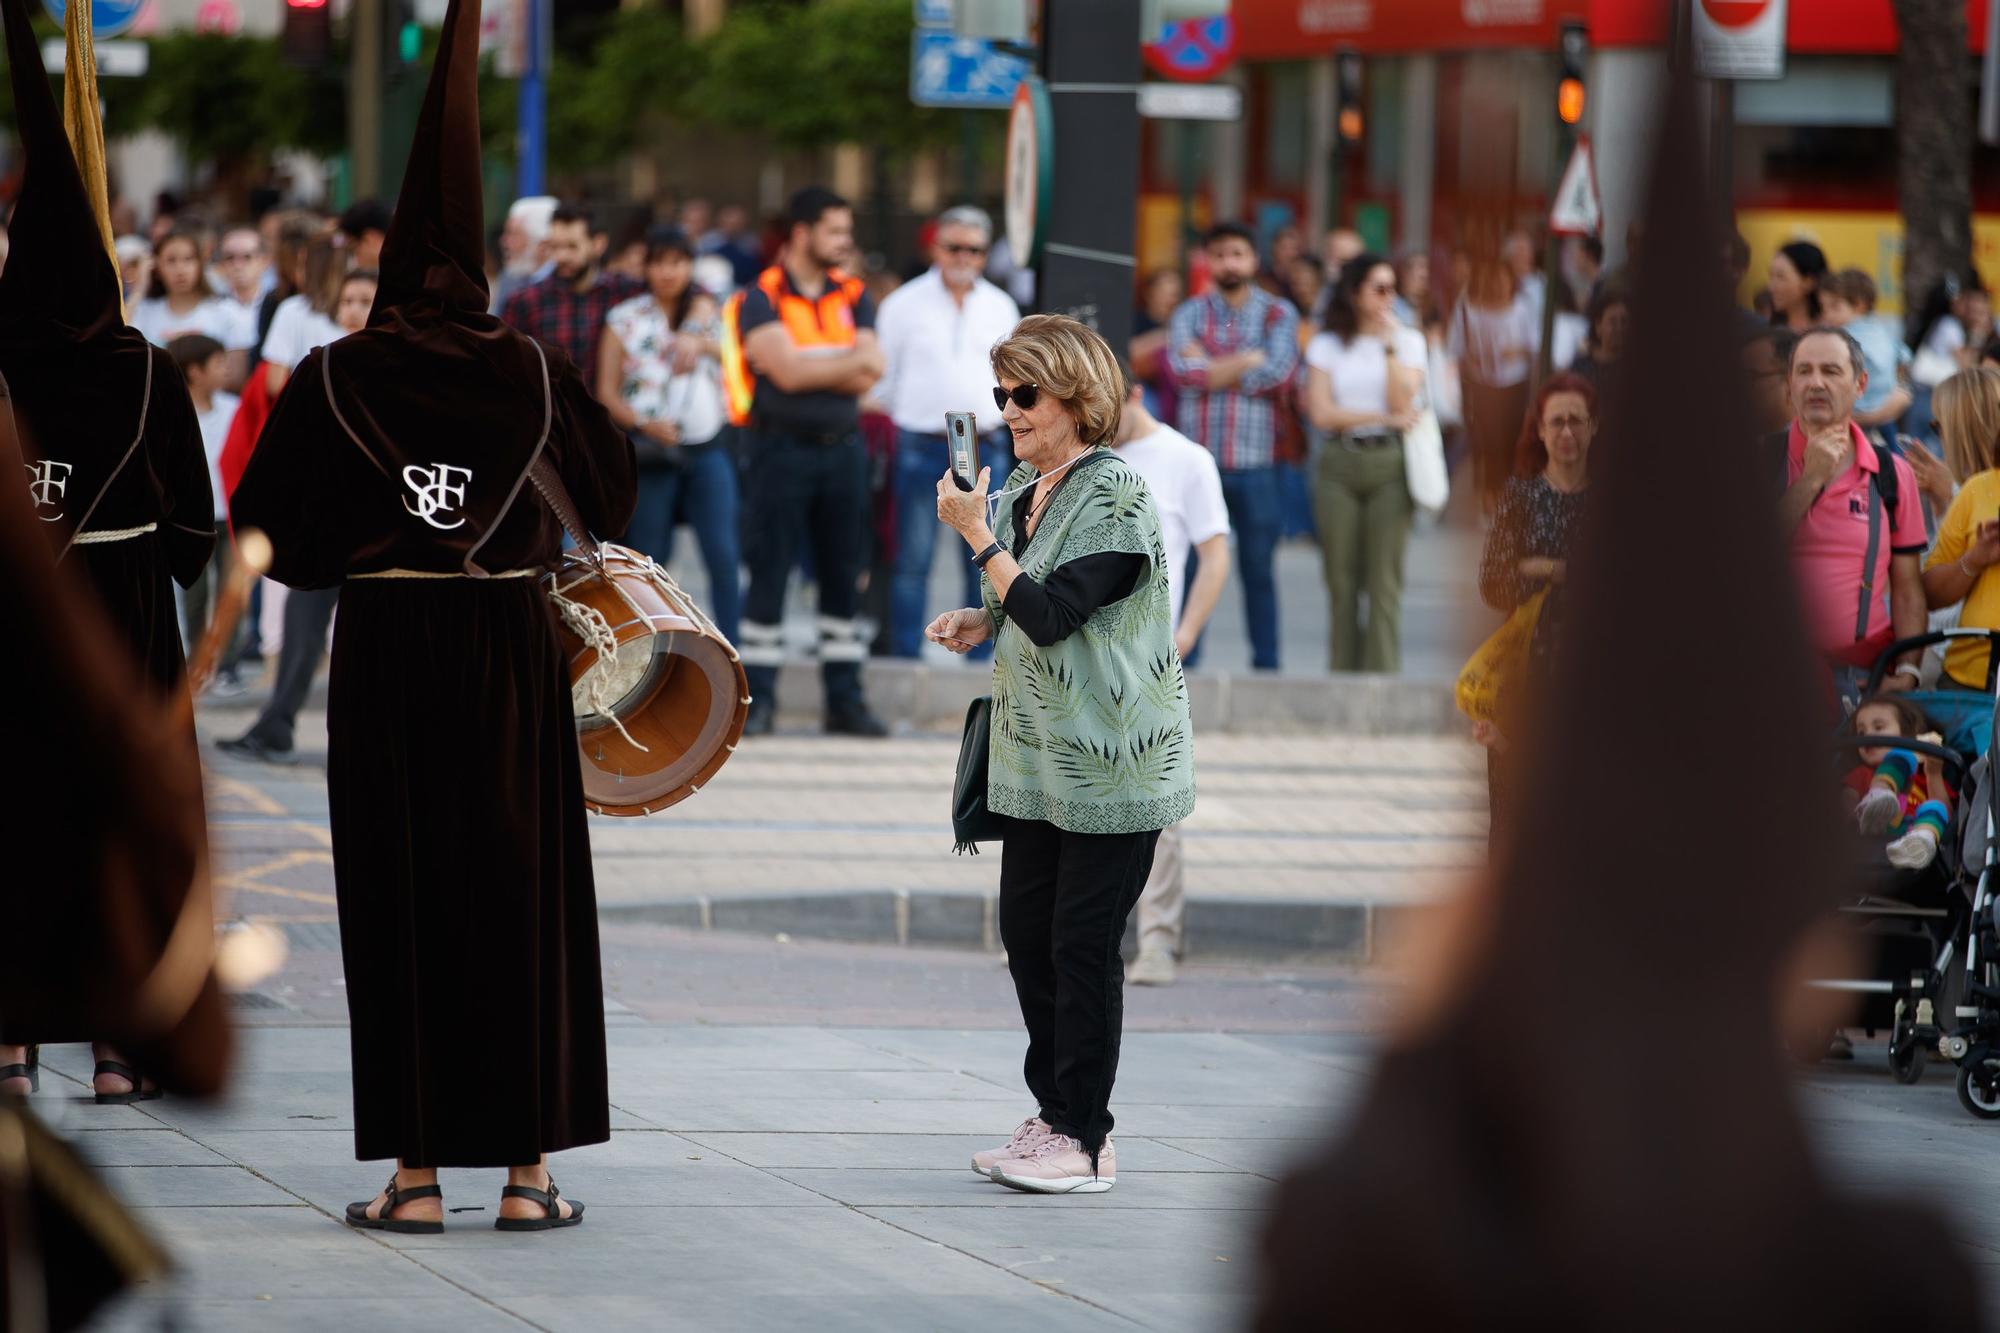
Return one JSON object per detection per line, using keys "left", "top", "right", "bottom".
{"left": 227, "top": 0, "right": 635, "bottom": 1168}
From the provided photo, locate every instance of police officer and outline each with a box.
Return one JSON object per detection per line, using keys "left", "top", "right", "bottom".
{"left": 722, "top": 186, "right": 888, "bottom": 737}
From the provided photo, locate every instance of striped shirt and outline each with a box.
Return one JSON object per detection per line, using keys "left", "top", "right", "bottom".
{"left": 1165, "top": 287, "right": 1300, "bottom": 471}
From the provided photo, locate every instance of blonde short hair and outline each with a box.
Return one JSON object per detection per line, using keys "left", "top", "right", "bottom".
{"left": 1935, "top": 366, "right": 2000, "bottom": 483}
{"left": 989, "top": 313, "right": 1124, "bottom": 446}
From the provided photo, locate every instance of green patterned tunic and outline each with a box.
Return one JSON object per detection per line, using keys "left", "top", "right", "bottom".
{"left": 981, "top": 448, "right": 1196, "bottom": 834}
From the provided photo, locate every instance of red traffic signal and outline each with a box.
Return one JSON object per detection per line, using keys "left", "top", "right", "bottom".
{"left": 282, "top": 0, "right": 330, "bottom": 64}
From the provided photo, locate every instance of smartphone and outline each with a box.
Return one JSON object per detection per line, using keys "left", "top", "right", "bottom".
{"left": 946, "top": 411, "right": 979, "bottom": 491}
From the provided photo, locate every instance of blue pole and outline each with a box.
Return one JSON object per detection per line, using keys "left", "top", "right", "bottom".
{"left": 515, "top": 0, "right": 547, "bottom": 197}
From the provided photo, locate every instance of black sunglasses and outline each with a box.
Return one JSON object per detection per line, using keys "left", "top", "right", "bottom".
{"left": 942, "top": 243, "right": 989, "bottom": 257}
{"left": 993, "top": 384, "right": 1041, "bottom": 412}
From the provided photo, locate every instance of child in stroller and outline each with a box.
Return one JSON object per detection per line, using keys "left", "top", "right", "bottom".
{"left": 1846, "top": 695, "right": 1956, "bottom": 871}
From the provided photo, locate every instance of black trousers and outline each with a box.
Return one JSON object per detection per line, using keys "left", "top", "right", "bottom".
{"left": 245, "top": 585, "right": 340, "bottom": 750}
{"left": 738, "top": 426, "right": 869, "bottom": 714}
{"left": 998, "top": 818, "right": 1162, "bottom": 1157}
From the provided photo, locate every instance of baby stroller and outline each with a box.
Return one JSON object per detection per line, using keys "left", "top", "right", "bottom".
{"left": 1807, "top": 631, "right": 1995, "bottom": 1087}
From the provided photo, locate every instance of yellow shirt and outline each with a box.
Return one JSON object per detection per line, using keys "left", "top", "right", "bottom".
{"left": 1925, "top": 469, "right": 2000, "bottom": 688}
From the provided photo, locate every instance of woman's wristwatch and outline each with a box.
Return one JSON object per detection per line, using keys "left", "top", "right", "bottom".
{"left": 972, "top": 541, "right": 1005, "bottom": 568}
{"left": 1892, "top": 663, "right": 1923, "bottom": 684}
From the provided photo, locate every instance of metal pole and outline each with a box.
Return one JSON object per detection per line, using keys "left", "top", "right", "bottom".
{"left": 1535, "top": 123, "right": 1573, "bottom": 386}
{"left": 1178, "top": 119, "right": 1197, "bottom": 260}
{"left": 349, "top": 0, "right": 383, "bottom": 199}
{"left": 516, "top": 0, "right": 549, "bottom": 198}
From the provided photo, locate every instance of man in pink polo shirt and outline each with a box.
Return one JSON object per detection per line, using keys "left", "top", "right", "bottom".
{"left": 1778, "top": 326, "right": 1926, "bottom": 705}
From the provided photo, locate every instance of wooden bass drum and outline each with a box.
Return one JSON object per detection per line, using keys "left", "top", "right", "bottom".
{"left": 542, "top": 543, "right": 748, "bottom": 816}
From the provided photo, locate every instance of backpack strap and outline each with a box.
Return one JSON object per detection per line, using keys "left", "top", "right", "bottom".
{"left": 1871, "top": 431, "right": 1901, "bottom": 535}
{"left": 1855, "top": 468, "right": 1884, "bottom": 643}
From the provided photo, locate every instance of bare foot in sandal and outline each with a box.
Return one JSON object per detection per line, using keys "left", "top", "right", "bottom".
{"left": 0, "top": 1044, "right": 34, "bottom": 1097}
{"left": 91, "top": 1043, "right": 160, "bottom": 1104}
{"left": 346, "top": 1165, "right": 444, "bottom": 1233}
{"left": 497, "top": 1160, "right": 584, "bottom": 1231}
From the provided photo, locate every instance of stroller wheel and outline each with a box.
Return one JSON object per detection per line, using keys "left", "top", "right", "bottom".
{"left": 1890, "top": 1039, "right": 1926, "bottom": 1085}
{"left": 1955, "top": 1049, "right": 2000, "bottom": 1120}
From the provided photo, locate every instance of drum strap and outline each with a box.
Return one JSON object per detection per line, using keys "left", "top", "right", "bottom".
{"left": 54, "top": 350, "right": 154, "bottom": 564}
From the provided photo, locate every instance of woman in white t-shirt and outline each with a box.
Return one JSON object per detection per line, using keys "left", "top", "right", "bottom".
{"left": 595, "top": 226, "right": 738, "bottom": 643}
{"left": 130, "top": 230, "right": 252, "bottom": 386}
{"left": 1447, "top": 253, "right": 1537, "bottom": 509}
{"left": 260, "top": 235, "right": 349, "bottom": 397}
{"left": 1303, "top": 252, "right": 1428, "bottom": 674}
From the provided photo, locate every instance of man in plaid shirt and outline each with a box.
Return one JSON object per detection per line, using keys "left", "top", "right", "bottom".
{"left": 1166, "top": 222, "right": 1300, "bottom": 671}
{"left": 499, "top": 203, "right": 641, "bottom": 387}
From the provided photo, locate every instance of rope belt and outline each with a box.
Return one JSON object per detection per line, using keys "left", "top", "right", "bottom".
{"left": 348, "top": 567, "right": 540, "bottom": 580}
{"left": 70, "top": 523, "right": 156, "bottom": 545}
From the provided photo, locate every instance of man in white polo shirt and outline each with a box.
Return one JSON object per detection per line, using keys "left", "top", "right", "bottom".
{"left": 1114, "top": 358, "right": 1232, "bottom": 986}
{"left": 876, "top": 205, "right": 1021, "bottom": 658}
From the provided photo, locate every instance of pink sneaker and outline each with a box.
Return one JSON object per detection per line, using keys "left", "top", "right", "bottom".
{"left": 972, "top": 1117, "right": 1053, "bottom": 1178}
{"left": 990, "top": 1134, "right": 1115, "bottom": 1194}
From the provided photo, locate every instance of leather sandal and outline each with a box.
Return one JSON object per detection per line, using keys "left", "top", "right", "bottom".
{"left": 93, "top": 1059, "right": 160, "bottom": 1105}
{"left": 345, "top": 1176, "right": 445, "bottom": 1234}
{"left": 0, "top": 1046, "right": 37, "bottom": 1098}
{"left": 494, "top": 1177, "right": 584, "bottom": 1232}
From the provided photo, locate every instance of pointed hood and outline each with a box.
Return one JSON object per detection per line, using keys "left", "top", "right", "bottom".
{"left": 371, "top": 0, "right": 489, "bottom": 320}
{"left": 0, "top": 0, "right": 130, "bottom": 346}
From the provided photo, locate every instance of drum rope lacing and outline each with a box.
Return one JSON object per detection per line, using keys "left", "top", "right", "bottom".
{"left": 545, "top": 565, "right": 671, "bottom": 756}
{"left": 350, "top": 567, "right": 538, "bottom": 580}
{"left": 71, "top": 522, "right": 157, "bottom": 545}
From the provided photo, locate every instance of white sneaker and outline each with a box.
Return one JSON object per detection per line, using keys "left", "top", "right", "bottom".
{"left": 991, "top": 1135, "right": 1115, "bottom": 1194}
{"left": 1887, "top": 827, "right": 1941, "bottom": 870}
{"left": 1126, "top": 948, "right": 1176, "bottom": 986}
{"left": 972, "top": 1116, "right": 1053, "bottom": 1178}
{"left": 1856, "top": 787, "right": 1902, "bottom": 837}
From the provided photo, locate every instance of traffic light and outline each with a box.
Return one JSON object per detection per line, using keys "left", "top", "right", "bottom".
{"left": 1336, "top": 50, "right": 1364, "bottom": 145}
{"left": 388, "top": 0, "right": 421, "bottom": 68}
{"left": 282, "top": 0, "right": 331, "bottom": 68}
{"left": 1557, "top": 20, "right": 1587, "bottom": 126}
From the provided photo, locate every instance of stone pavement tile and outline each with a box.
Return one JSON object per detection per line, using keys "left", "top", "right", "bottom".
{"left": 853, "top": 1205, "right": 1261, "bottom": 1333}
{"left": 766, "top": 1166, "right": 1273, "bottom": 1211}
{"left": 117, "top": 1206, "right": 453, "bottom": 1300}
{"left": 1151, "top": 1138, "right": 1323, "bottom": 1180}
{"left": 90, "top": 1294, "right": 534, "bottom": 1333}
{"left": 96, "top": 1165, "right": 298, "bottom": 1207}
{"left": 676, "top": 1131, "right": 1233, "bottom": 1174}
{"left": 607, "top": 1096, "right": 1043, "bottom": 1136}
{"left": 602, "top": 1025, "right": 934, "bottom": 1072}
{"left": 130, "top": 1072, "right": 358, "bottom": 1134}
{"left": 613, "top": 1067, "right": 1021, "bottom": 1104}
{"left": 186, "top": 1129, "right": 835, "bottom": 1216}
{"left": 65, "top": 1128, "right": 233, "bottom": 1167}
{"left": 498, "top": 1288, "right": 1132, "bottom": 1333}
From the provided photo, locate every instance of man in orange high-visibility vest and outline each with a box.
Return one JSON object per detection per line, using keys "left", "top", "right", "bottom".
{"left": 721, "top": 186, "right": 888, "bottom": 737}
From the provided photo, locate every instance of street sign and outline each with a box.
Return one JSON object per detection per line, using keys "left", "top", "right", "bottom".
{"left": 1548, "top": 135, "right": 1601, "bottom": 238}
{"left": 1004, "top": 76, "right": 1053, "bottom": 267}
{"left": 1143, "top": 14, "right": 1235, "bottom": 83}
{"left": 1693, "top": 0, "right": 1787, "bottom": 81}
{"left": 39, "top": 0, "right": 144, "bottom": 39}
{"left": 40, "top": 35, "right": 146, "bottom": 74}
{"left": 193, "top": 0, "right": 240, "bottom": 34}
{"left": 910, "top": 29, "right": 1030, "bottom": 110}
{"left": 1137, "top": 82, "right": 1241, "bottom": 121}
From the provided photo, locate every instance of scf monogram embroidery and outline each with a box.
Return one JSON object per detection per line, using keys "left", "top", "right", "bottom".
{"left": 24, "top": 460, "right": 72, "bottom": 522}
{"left": 402, "top": 463, "right": 472, "bottom": 530}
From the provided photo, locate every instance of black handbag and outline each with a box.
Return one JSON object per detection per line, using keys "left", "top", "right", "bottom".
{"left": 953, "top": 695, "right": 1007, "bottom": 854}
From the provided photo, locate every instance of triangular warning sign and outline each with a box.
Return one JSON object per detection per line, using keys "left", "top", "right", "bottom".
{"left": 1549, "top": 136, "right": 1602, "bottom": 238}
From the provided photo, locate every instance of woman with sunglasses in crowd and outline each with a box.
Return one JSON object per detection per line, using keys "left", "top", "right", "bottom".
{"left": 1302, "top": 251, "right": 1428, "bottom": 673}
{"left": 1920, "top": 368, "right": 2000, "bottom": 692}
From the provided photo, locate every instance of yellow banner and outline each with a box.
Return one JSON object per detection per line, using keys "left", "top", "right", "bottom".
{"left": 1737, "top": 208, "right": 2000, "bottom": 319}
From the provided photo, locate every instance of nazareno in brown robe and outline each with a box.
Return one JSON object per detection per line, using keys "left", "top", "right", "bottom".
{"left": 229, "top": 0, "right": 635, "bottom": 1168}
{"left": 0, "top": 0, "right": 222, "bottom": 1069}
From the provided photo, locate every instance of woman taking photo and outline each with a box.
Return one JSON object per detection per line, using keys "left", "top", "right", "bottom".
{"left": 1922, "top": 367, "right": 2000, "bottom": 691}
{"left": 597, "top": 225, "right": 739, "bottom": 643}
{"left": 1302, "top": 251, "right": 1427, "bottom": 673}
{"left": 1767, "top": 241, "right": 1828, "bottom": 334}
{"left": 1477, "top": 373, "right": 1596, "bottom": 819}
{"left": 928, "top": 314, "right": 1194, "bottom": 1196}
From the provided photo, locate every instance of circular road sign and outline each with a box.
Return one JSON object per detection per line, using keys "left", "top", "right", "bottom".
{"left": 1144, "top": 15, "right": 1236, "bottom": 84}
{"left": 1004, "top": 76, "right": 1053, "bottom": 269}
{"left": 1699, "top": 0, "right": 1772, "bottom": 28}
{"left": 41, "top": 0, "right": 146, "bottom": 39}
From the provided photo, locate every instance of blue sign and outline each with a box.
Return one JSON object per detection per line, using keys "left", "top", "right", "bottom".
{"left": 913, "top": 0, "right": 952, "bottom": 27}
{"left": 41, "top": 0, "right": 146, "bottom": 40}
{"left": 910, "top": 30, "right": 1028, "bottom": 110}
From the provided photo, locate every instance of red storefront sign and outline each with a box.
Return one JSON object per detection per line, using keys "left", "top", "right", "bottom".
{"left": 1236, "top": 0, "right": 1588, "bottom": 58}
{"left": 1237, "top": 0, "right": 1991, "bottom": 55}
{"left": 1587, "top": 0, "right": 1991, "bottom": 52}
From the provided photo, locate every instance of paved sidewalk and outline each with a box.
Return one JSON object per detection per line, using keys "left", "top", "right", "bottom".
{"left": 56, "top": 1019, "right": 1368, "bottom": 1333}
{"left": 40, "top": 1012, "right": 2000, "bottom": 1331}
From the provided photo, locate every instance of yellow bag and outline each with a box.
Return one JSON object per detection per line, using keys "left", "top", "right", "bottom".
{"left": 1455, "top": 589, "right": 1549, "bottom": 725}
